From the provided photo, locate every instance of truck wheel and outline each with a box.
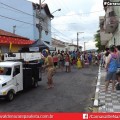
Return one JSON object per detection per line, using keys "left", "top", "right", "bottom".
{"left": 6, "top": 91, "right": 14, "bottom": 101}
{"left": 34, "top": 81, "right": 38, "bottom": 88}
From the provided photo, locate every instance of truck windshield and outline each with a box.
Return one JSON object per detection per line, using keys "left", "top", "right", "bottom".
{"left": 0, "top": 67, "right": 12, "bottom": 76}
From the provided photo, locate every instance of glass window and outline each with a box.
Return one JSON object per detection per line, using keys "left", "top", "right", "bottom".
{"left": 0, "top": 67, "right": 12, "bottom": 76}
{"left": 13, "top": 65, "right": 20, "bottom": 76}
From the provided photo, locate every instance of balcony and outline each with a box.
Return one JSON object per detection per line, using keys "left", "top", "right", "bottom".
{"left": 104, "top": 11, "right": 118, "bottom": 33}
{"left": 100, "top": 31, "right": 112, "bottom": 45}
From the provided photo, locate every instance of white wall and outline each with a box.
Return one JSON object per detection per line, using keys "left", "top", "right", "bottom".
{"left": 52, "top": 45, "right": 65, "bottom": 52}
{"left": 107, "top": 1, "right": 120, "bottom": 46}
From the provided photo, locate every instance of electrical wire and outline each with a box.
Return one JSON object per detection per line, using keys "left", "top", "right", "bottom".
{"left": 0, "top": 1, "right": 73, "bottom": 41}
{"left": 0, "top": 1, "right": 112, "bottom": 43}
{"left": 0, "top": 14, "right": 34, "bottom": 25}
{"left": 54, "top": 10, "right": 104, "bottom": 17}
{"left": 0, "top": 2, "right": 34, "bottom": 17}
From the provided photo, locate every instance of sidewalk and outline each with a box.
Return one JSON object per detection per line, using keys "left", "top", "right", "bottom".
{"left": 94, "top": 67, "right": 120, "bottom": 112}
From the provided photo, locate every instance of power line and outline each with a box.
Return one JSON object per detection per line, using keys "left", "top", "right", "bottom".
{"left": 0, "top": 2, "right": 34, "bottom": 17}
{"left": 0, "top": 1, "right": 73, "bottom": 41}
{"left": 0, "top": 13, "right": 72, "bottom": 42}
{"left": 0, "top": 14, "right": 34, "bottom": 25}
{"left": 54, "top": 10, "right": 104, "bottom": 17}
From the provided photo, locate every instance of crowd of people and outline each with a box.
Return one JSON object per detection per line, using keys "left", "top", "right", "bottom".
{"left": 100, "top": 45, "right": 120, "bottom": 92}
{"left": 42, "top": 50, "right": 101, "bottom": 89}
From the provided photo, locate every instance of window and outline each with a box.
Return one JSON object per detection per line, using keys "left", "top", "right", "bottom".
{"left": 13, "top": 65, "right": 20, "bottom": 77}
{"left": 109, "top": 11, "right": 115, "bottom": 17}
{"left": 0, "top": 67, "right": 12, "bottom": 76}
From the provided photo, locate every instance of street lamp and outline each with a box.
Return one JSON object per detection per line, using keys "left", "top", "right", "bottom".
{"left": 84, "top": 42, "right": 87, "bottom": 51}
{"left": 77, "top": 32, "right": 84, "bottom": 51}
{"left": 51, "top": 9, "right": 61, "bottom": 14}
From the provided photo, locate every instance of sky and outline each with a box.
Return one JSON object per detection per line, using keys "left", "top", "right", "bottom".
{"left": 28, "top": 0, "right": 105, "bottom": 50}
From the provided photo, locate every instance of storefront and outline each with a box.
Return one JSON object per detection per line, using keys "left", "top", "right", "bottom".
{"left": 0, "top": 29, "right": 34, "bottom": 53}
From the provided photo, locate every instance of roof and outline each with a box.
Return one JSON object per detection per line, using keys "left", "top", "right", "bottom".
{"left": 52, "top": 38, "right": 66, "bottom": 47}
{"left": 32, "top": 3, "right": 54, "bottom": 18}
{"left": 0, "top": 29, "right": 29, "bottom": 39}
{"left": 30, "top": 40, "right": 55, "bottom": 51}
{"left": 0, "top": 62, "right": 22, "bottom": 67}
{"left": 0, "top": 29, "right": 34, "bottom": 45}
{"left": 69, "top": 44, "right": 82, "bottom": 48}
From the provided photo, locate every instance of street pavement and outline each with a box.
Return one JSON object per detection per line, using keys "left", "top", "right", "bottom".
{"left": 0, "top": 65, "right": 98, "bottom": 112}
{"left": 95, "top": 67, "right": 120, "bottom": 112}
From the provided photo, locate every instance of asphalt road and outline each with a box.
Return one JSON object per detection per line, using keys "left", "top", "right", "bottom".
{"left": 0, "top": 65, "right": 98, "bottom": 112}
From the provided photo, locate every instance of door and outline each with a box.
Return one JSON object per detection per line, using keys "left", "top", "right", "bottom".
{"left": 13, "top": 65, "right": 23, "bottom": 91}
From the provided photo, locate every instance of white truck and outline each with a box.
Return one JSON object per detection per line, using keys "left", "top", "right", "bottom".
{"left": 0, "top": 52, "right": 43, "bottom": 101}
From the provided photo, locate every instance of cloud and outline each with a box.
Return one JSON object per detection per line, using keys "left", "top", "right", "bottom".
{"left": 30, "top": 0, "right": 105, "bottom": 50}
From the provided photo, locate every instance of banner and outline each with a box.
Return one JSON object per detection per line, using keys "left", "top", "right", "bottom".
{"left": 9, "top": 42, "right": 12, "bottom": 52}
{"left": 0, "top": 113, "right": 120, "bottom": 120}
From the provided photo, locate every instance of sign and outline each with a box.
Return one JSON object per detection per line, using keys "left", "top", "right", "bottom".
{"left": 29, "top": 47, "right": 39, "bottom": 51}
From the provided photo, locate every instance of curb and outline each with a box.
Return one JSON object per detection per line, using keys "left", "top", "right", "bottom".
{"left": 93, "top": 66, "right": 101, "bottom": 112}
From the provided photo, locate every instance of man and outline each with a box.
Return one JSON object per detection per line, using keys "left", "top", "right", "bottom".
{"left": 105, "top": 45, "right": 118, "bottom": 92}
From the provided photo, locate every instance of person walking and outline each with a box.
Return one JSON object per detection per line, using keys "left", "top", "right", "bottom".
{"left": 65, "top": 53, "right": 70, "bottom": 72}
{"left": 77, "top": 57, "right": 82, "bottom": 69}
{"left": 44, "top": 52, "right": 55, "bottom": 89}
{"left": 53, "top": 52, "right": 58, "bottom": 68}
{"left": 105, "top": 45, "right": 118, "bottom": 92}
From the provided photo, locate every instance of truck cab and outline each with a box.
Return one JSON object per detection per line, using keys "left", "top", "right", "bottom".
{"left": 0, "top": 61, "right": 42, "bottom": 101}
{"left": 0, "top": 62, "right": 23, "bottom": 101}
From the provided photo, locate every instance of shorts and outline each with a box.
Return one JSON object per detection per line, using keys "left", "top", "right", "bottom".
{"left": 106, "top": 71, "right": 116, "bottom": 81}
{"left": 65, "top": 62, "right": 69, "bottom": 66}
{"left": 54, "top": 62, "right": 57, "bottom": 67}
{"left": 60, "top": 60, "right": 64, "bottom": 66}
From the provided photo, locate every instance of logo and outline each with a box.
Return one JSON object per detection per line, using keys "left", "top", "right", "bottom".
{"left": 103, "top": 1, "right": 120, "bottom": 6}
{"left": 103, "top": 2, "right": 107, "bottom": 5}
{"left": 83, "top": 114, "right": 88, "bottom": 119}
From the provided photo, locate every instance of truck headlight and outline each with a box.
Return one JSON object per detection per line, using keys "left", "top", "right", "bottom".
{"left": 2, "top": 91, "right": 7, "bottom": 95}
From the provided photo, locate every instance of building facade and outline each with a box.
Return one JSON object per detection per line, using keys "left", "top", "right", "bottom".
{"left": 0, "top": 0, "right": 53, "bottom": 45}
{"left": 0, "top": 29, "right": 34, "bottom": 53}
{"left": 100, "top": 0, "right": 120, "bottom": 47}
{"left": 52, "top": 38, "right": 82, "bottom": 52}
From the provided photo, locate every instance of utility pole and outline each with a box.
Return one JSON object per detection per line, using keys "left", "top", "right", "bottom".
{"left": 39, "top": 0, "right": 42, "bottom": 43}
{"left": 84, "top": 42, "right": 87, "bottom": 51}
{"left": 77, "top": 32, "right": 84, "bottom": 51}
{"left": 13, "top": 25, "right": 16, "bottom": 34}
{"left": 77, "top": 32, "right": 79, "bottom": 51}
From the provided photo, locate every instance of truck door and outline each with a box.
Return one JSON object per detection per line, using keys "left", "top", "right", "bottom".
{"left": 13, "top": 65, "right": 23, "bottom": 92}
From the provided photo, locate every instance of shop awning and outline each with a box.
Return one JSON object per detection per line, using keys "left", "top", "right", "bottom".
{"left": 0, "top": 36, "right": 34, "bottom": 45}
{"left": 30, "top": 40, "right": 55, "bottom": 51}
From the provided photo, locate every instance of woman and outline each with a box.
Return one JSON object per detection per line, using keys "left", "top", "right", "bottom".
{"left": 53, "top": 52, "right": 58, "bottom": 68}
{"left": 44, "top": 52, "right": 55, "bottom": 89}
{"left": 65, "top": 54, "right": 70, "bottom": 72}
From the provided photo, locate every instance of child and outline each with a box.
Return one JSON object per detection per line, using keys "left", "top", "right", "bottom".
{"left": 77, "top": 58, "right": 82, "bottom": 69}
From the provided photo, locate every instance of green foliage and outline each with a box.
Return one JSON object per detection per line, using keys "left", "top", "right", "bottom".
{"left": 94, "top": 30, "right": 104, "bottom": 52}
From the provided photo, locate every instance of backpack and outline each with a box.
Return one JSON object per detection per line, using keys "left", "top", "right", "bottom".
{"left": 108, "top": 54, "right": 117, "bottom": 72}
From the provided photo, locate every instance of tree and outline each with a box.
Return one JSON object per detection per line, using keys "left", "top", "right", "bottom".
{"left": 94, "top": 30, "right": 104, "bottom": 52}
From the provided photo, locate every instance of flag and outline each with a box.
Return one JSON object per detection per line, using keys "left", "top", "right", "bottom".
{"left": 9, "top": 42, "right": 12, "bottom": 52}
